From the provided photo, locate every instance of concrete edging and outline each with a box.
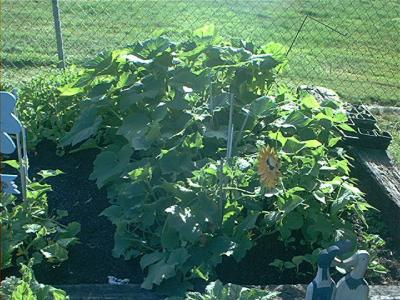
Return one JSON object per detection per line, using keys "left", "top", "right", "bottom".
{"left": 57, "top": 284, "right": 400, "bottom": 300}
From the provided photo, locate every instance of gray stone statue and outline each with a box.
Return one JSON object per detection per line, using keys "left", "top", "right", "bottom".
{"left": 335, "top": 250, "right": 370, "bottom": 300}
{"left": 305, "top": 240, "right": 353, "bottom": 300}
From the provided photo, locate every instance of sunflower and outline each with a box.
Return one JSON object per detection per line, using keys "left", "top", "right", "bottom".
{"left": 257, "top": 145, "right": 281, "bottom": 189}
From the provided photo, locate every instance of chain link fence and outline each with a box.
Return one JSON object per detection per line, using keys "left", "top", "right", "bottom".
{"left": 1, "top": 0, "right": 399, "bottom": 104}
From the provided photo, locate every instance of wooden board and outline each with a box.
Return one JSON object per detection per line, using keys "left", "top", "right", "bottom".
{"left": 57, "top": 284, "right": 400, "bottom": 300}
{"left": 350, "top": 147, "right": 400, "bottom": 240}
{"left": 56, "top": 284, "right": 162, "bottom": 300}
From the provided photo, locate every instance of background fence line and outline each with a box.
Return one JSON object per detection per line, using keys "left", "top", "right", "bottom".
{"left": 1, "top": 0, "right": 399, "bottom": 105}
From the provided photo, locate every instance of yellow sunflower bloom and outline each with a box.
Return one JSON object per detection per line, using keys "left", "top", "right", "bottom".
{"left": 257, "top": 145, "right": 281, "bottom": 189}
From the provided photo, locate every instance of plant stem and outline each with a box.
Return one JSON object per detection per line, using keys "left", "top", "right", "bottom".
{"left": 109, "top": 107, "right": 122, "bottom": 121}
{"left": 217, "top": 159, "right": 225, "bottom": 228}
{"left": 226, "top": 93, "right": 234, "bottom": 159}
{"left": 222, "top": 186, "right": 256, "bottom": 195}
{"left": 233, "top": 111, "right": 250, "bottom": 154}
{"left": 217, "top": 93, "right": 235, "bottom": 228}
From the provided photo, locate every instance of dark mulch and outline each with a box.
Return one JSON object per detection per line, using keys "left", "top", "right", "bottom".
{"left": 23, "top": 141, "right": 142, "bottom": 285}
{"left": 217, "top": 233, "right": 315, "bottom": 285}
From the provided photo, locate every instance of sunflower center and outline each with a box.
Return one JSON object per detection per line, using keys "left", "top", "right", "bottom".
{"left": 266, "top": 157, "right": 276, "bottom": 171}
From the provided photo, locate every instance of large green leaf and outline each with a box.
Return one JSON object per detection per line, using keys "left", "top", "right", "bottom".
{"left": 248, "top": 96, "right": 277, "bottom": 117}
{"left": 283, "top": 211, "right": 303, "bottom": 230}
{"left": 100, "top": 205, "right": 123, "bottom": 221}
{"left": 167, "top": 248, "right": 190, "bottom": 266}
{"left": 58, "top": 85, "right": 84, "bottom": 97}
{"left": 161, "top": 220, "right": 180, "bottom": 250}
{"left": 204, "top": 126, "right": 229, "bottom": 140}
{"left": 59, "top": 222, "right": 81, "bottom": 239}
{"left": 40, "top": 243, "right": 68, "bottom": 262}
{"left": 140, "top": 251, "right": 165, "bottom": 270}
{"left": 331, "top": 189, "right": 354, "bottom": 215}
{"left": 208, "top": 93, "right": 231, "bottom": 111}
{"left": 119, "top": 87, "right": 159, "bottom": 110}
{"left": 301, "top": 95, "right": 320, "bottom": 109}
{"left": 89, "top": 145, "right": 133, "bottom": 188}
{"left": 60, "top": 106, "right": 102, "bottom": 146}
{"left": 37, "top": 169, "right": 64, "bottom": 179}
{"left": 284, "top": 110, "right": 309, "bottom": 128}
{"left": 141, "top": 259, "right": 176, "bottom": 290}
{"left": 304, "top": 139, "right": 322, "bottom": 148}
{"left": 11, "top": 282, "right": 36, "bottom": 300}
{"left": 139, "top": 36, "right": 172, "bottom": 58}
{"left": 151, "top": 102, "right": 168, "bottom": 122}
{"left": 191, "top": 192, "right": 219, "bottom": 225}
{"left": 165, "top": 206, "right": 202, "bottom": 243}
{"left": 117, "top": 113, "right": 151, "bottom": 150}
{"left": 250, "top": 53, "right": 280, "bottom": 70}
{"left": 170, "top": 68, "right": 208, "bottom": 92}
{"left": 283, "top": 195, "right": 305, "bottom": 214}
{"left": 236, "top": 212, "right": 260, "bottom": 232}
{"left": 158, "top": 150, "right": 194, "bottom": 175}
{"left": 193, "top": 24, "right": 216, "bottom": 38}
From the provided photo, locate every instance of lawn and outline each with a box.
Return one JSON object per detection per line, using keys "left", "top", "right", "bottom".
{"left": 1, "top": 0, "right": 399, "bottom": 106}
{"left": 376, "top": 112, "right": 400, "bottom": 164}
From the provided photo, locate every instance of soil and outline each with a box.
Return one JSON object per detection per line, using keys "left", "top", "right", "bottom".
{"left": 217, "top": 233, "right": 315, "bottom": 285}
{"left": 2, "top": 141, "right": 400, "bottom": 287}
{"left": 3, "top": 141, "right": 143, "bottom": 285}
{"left": 361, "top": 209, "right": 400, "bottom": 286}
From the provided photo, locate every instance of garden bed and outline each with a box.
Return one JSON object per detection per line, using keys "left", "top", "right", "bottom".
{"left": 3, "top": 141, "right": 400, "bottom": 289}
{"left": 1, "top": 142, "right": 315, "bottom": 285}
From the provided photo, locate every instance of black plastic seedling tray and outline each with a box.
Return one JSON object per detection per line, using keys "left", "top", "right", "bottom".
{"left": 338, "top": 104, "right": 392, "bottom": 150}
{"left": 345, "top": 104, "right": 377, "bottom": 128}
{"left": 338, "top": 122, "right": 392, "bottom": 150}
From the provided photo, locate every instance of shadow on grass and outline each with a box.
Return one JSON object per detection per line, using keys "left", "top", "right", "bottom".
{"left": 1, "top": 58, "right": 59, "bottom": 68}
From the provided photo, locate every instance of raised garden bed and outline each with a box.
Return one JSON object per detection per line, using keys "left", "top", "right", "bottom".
{"left": 2, "top": 141, "right": 400, "bottom": 298}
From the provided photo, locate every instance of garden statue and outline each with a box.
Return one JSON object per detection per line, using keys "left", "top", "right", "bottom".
{"left": 305, "top": 240, "right": 353, "bottom": 300}
{"left": 0, "top": 174, "right": 20, "bottom": 194}
{"left": 1, "top": 91, "right": 23, "bottom": 195}
{"left": 335, "top": 250, "right": 370, "bottom": 300}
{"left": 0, "top": 91, "right": 22, "bottom": 154}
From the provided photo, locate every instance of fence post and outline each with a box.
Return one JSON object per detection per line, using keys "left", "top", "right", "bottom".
{"left": 51, "top": 0, "right": 66, "bottom": 68}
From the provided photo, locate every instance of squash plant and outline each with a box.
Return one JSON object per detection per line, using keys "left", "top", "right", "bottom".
{"left": 1, "top": 69, "right": 82, "bottom": 151}
{"left": 0, "top": 259, "right": 69, "bottom": 300}
{"left": 1, "top": 162, "right": 80, "bottom": 270}
{"left": 181, "top": 280, "right": 279, "bottom": 300}
{"left": 59, "top": 25, "right": 370, "bottom": 294}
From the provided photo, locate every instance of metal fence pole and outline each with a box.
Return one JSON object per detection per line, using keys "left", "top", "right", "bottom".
{"left": 51, "top": 0, "right": 66, "bottom": 68}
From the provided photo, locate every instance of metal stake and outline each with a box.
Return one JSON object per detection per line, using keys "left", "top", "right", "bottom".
{"left": 52, "top": 0, "right": 66, "bottom": 68}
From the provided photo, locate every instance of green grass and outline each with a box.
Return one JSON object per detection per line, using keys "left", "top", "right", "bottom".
{"left": 376, "top": 112, "right": 400, "bottom": 164}
{"left": 1, "top": 0, "right": 400, "bottom": 105}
